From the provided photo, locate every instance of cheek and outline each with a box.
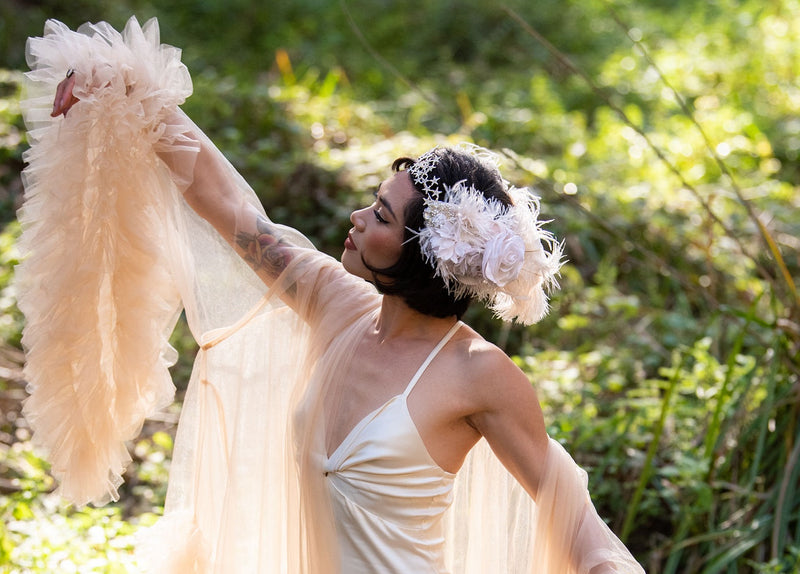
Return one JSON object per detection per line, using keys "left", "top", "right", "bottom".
{"left": 367, "top": 229, "right": 403, "bottom": 262}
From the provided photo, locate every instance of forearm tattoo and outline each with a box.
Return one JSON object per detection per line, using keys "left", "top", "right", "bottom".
{"left": 235, "top": 214, "right": 293, "bottom": 277}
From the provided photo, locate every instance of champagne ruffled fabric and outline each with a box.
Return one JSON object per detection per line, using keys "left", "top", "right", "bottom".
{"left": 18, "top": 17, "right": 194, "bottom": 506}
{"left": 19, "top": 17, "right": 645, "bottom": 573}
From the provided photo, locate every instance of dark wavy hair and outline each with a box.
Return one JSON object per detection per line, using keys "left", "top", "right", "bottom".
{"left": 364, "top": 147, "right": 512, "bottom": 318}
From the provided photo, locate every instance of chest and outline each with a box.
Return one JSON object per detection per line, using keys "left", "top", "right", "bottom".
{"left": 345, "top": 338, "right": 423, "bottom": 392}
{"left": 316, "top": 324, "right": 482, "bottom": 473}
{"left": 325, "top": 339, "right": 420, "bottom": 428}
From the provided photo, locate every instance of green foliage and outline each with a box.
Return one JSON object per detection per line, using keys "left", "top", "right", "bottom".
{"left": 1, "top": 0, "right": 799, "bottom": 572}
{"left": 0, "top": 222, "right": 22, "bottom": 348}
{"left": 751, "top": 546, "right": 800, "bottom": 573}
{"left": 0, "top": 71, "right": 25, "bottom": 226}
{"left": 0, "top": 432, "right": 168, "bottom": 573}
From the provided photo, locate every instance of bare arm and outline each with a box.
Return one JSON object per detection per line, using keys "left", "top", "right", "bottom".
{"left": 467, "top": 352, "right": 550, "bottom": 497}
{"left": 468, "top": 352, "right": 642, "bottom": 573}
{"left": 178, "top": 131, "right": 298, "bottom": 285}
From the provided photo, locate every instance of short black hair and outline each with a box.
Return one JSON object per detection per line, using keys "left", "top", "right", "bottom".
{"left": 365, "top": 147, "right": 512, "bottom": 318}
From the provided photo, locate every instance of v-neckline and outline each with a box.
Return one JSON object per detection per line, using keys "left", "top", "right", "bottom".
{"left": 324, "top": 320, "right": 462, "bottom": 462}
{"left": 325, "top": 394, "right": 404, "bottom": 464}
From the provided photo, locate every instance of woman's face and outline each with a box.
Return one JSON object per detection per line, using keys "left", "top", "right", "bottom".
{"left": 342, "top": 171, "right": 417, "bottom": 282}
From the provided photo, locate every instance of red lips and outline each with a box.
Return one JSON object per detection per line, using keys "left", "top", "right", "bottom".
{"left": 344, "top": 231, "right": 356, "bottom": 251}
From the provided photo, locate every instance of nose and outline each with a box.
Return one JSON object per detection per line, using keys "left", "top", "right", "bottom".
{"left": 350, "top": 206, "right": 368, "bottom": 230}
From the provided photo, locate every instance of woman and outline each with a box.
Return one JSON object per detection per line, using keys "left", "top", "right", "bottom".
{"left": 24, "top": 18, "right": 644, "bottom": 573}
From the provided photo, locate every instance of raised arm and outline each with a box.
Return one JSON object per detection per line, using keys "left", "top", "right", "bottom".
{"left": 168, "top": 117, "right": 299, "bottom": 285}
{"left": 52, "top": 74, "right": 303, "bottom": 288}
{"left": 466, "top": 349, "right": 550, "bottom": 497}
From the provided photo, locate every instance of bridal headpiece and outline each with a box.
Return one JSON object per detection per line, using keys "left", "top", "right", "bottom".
{"left": 407, "top": 147, "right": 563, "bottom": 325}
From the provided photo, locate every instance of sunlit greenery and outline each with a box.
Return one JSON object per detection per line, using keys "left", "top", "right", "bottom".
{"left": 1, "top": 1, "right": 799, "bottom": 572}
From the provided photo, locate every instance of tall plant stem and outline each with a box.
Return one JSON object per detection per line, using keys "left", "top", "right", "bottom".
{"left": 704, "top": 296, "right": 760, "bottom": 472}
{"left": 773, "top": 424, "right": 800, "bottom": 559}
{"left": 620, "top": 352, "right": 684, "bottom": 542}
{"left": 339, "top": 0, "right": 441, "bottom": 108}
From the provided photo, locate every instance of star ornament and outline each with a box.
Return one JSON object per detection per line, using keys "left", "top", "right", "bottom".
{"left": 407, "top": 148, "right": 443, "bottom": 197}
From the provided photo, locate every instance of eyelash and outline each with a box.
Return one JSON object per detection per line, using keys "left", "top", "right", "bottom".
{"left": 373, "top": 209, "right": 388, "bottom": 224}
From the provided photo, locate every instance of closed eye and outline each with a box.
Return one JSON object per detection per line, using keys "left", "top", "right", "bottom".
{"left": 373, "top": 209, "right": 388, "bottom": 224}
{"left": 371, "top": 185, "right": 395, "bottom": 223}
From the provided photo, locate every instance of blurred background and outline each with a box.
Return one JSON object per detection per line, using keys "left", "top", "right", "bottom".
{"left": 1, "top": 0, "right": 798, "bottom": 572}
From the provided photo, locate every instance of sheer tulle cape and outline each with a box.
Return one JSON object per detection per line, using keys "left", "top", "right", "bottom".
{"left": 19, "top": 17, "right": 644, "bottom": 573}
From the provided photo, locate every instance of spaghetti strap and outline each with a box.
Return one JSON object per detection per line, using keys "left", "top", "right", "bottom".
{"left": 402, "top": 321, "right": 462, "bottom": 398}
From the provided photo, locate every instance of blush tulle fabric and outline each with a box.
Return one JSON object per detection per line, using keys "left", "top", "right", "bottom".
{"left": 18, "top": 17, "right": 645, "bottom": 573}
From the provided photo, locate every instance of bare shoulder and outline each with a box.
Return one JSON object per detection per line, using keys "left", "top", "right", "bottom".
{"left": 445, "top": 324, "right": 549, "bottom": 493}
{"left": 445, "top": 324, "right": 535, "bottom": 411}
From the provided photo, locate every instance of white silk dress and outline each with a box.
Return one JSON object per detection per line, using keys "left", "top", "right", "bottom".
{"left": 324, "top": 321, "right": 461, "bottom": 574}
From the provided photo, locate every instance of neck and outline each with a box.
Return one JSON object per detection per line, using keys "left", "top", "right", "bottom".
{"left": 374, "top": 294, "right": 457, "bottom": 343}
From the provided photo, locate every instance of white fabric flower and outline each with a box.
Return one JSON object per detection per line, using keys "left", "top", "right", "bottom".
{"left": 481, "top": 226, "right": 525, "bottom": 287}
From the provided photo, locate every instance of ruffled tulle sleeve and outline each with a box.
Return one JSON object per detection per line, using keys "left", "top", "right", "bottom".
{"left": 534, "top": 439, "right": 645, "bottom": 573}
{"left": 17, "top": 17, "right": 197, "bottom": 506}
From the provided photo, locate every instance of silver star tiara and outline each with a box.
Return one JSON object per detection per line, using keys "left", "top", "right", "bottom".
{"left": 407, "top": 148, "right": 442, "bottom": 196}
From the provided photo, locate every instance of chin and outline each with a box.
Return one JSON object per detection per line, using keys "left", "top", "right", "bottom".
{"left": 341, "top": 250, "right": 370, "bottom": 281}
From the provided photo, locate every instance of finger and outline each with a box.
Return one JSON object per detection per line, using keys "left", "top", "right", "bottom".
{"left": 51, "top": 78, "right": 72, "bottom": 117}
{"left": 63, "top": 93, "right": 80, "bottom": 117}
{"left": 51, "top": 80, "right": 67, "bottom": 117}
{"left": 51, "top": 74, "right": 78, "bottom": 117}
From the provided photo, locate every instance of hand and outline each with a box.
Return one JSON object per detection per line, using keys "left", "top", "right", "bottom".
{"left": 51, "top": 70, "right": 79, "bottom": 117}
